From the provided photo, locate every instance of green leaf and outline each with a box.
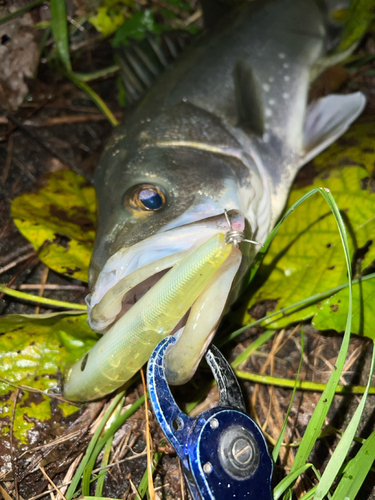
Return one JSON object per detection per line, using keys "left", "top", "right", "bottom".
{"left": 337, "top": 0, "right": 374, "bottom": 52}
{"left": 313, "top": 123, "right": 375, "bottom": 176}
{"left": 112, "top": 10, "right": 161, "bottom": 47}
{"left": 243, "top": 166, "right": 375, "bottom": 329}
{"left": 11, "top": 170, "right": 96, "bottom": 282}
{"left": 89, "top": 6, "right": 126, "bottom": 37}
{"left": 313, "top": 277, "right": 375, "bottom": 339}
{"left": 50, "top": 0, "right": 71, "bottom": 70}
{"left": 0, "top": 312, "right": 98, "bottom": 443}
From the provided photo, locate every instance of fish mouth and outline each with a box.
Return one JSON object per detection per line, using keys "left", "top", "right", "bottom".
{"left": 87, "top": 210, "right": 245, "bottom": 335}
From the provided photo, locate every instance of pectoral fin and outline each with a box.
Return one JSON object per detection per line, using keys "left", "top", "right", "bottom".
{"left": 301, "top": 92, "right": 366, "bottom": 165}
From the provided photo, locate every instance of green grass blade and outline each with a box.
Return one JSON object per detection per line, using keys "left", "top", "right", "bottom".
{"left": 234, "top": 370, "right": 375, "bottom": 394}
{"left": 248, "top": 188, "right": 322, "bottom": 284}
{"left": 94, "top": 396, "right": 125, "bottom": 497}
{"left": 230, "top": 330, "right": 276, "bottom": 369}
{"left": 66, "top": 391, "right": 126, "bottom": 499}
{"left": 66, "top": 72, "right": 120, "bottom": 127}
{"left": 138, "top": 450, "right": 163, "bottom": 498}
{"left": 74, "top": 65, "right": 120, "bottom": 82}
{"left": 273, "top": 464, "right": 312, "bottom": 500}
{"left": 315, "top": 343, "right": 375, "bottom": 499}
{"left": 0, "top": 0, "right": 44, "bottom": 25}
{"left": 332, "top": 425, "right": 375, "bottom": 499}
{"left": 50, "top": 0, "right": 71, "bottom": 71}
{"left": 290, "top": 187, "right": 353, "bottom": 475}
{"left": 220, "top": 273, "right": 375, "bottom": 346}
{"left": 0, "top": 285, "right": 87, "bottom": 310}
{"left": 90, "top": 394, "right": 146, "bottom": 468}
{"left": 272, "top": 330, "right": 305, "bottom": 463}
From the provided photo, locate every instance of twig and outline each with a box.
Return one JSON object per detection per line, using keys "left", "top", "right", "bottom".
{"left": 12, "top": 155, "right": 37, "bottom": 183}
{"left": 2, "top": 134, "right": 13, "bottom": 185}
{"left": 10, "top": 388, "right": 20, "bottom": 500}
{"left": 0, "top": 377, "right": 80, "bottom": 406}
{"left": 39, "top": 467, "right": 67, "bottom": 500}
{"left": 0, "top": 251, "right": 35, "bottom": 275}
{"left": 0, "top": 483, "right": 14, "bottom": 500}
{"left": 35, "top": 266, "right": 50, "bottom": 314}
{"left": 18, "top": 284, "right": 87, "bottom": 291}
{"left": 1, "top": 109, "right": 91, "bottom": 182}
{"left": 24, "top": 113, "right": 123, "bottom": 127}
{"left": 128, "top": 476, "right": 142, "bottom": 500}
{"left": 179, "top": 458, "right": 185, "bottom": 500}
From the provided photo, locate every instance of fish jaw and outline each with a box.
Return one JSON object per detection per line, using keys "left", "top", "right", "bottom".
{"left": 87, "top": 210, "right": 246, "bottom": 334}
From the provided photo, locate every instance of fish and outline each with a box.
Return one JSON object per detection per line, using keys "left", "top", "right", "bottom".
{"left": 64, "top": 0, "right": 366, "bottom": 401}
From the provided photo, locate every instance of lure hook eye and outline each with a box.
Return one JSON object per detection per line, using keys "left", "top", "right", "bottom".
{"left": 125, "top": 184, "right": 166, "bottom": 212}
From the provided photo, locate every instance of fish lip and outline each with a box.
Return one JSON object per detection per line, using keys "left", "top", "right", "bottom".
{"left": 87, "top": 210, "right": 245, "bottom": 333}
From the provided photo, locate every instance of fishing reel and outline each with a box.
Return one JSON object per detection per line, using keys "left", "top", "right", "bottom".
{"left": 147, "top": 335, "right": 273, "bottom": 499}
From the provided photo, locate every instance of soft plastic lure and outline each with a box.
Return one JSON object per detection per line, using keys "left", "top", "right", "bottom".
{"left": 63, "top": 233, "right": 234, "bottom": 401}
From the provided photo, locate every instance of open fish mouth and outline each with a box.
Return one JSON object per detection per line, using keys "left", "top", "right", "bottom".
{"left": 64, "top": 216, "right": 244, "bottom": 401}
{"left": 87, "top": 210, "right": 245, "bottom": 335}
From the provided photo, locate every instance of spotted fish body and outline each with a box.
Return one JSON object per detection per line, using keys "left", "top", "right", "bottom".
{"left": 65, "top": 0, "right": 365, "bottom": 400}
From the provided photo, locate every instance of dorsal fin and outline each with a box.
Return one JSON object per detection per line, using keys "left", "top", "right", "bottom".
{"left": 233, "top": 60, "right": 265, "bottom": 136}
{"left": 116, "top": 31, "right": 192, "bottom": 106}
{"left": 200, "top": 0, "right": 241, "bottom": 28}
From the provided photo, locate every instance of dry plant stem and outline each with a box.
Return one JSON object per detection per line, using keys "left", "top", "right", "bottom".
{"left": 0, "top": 251, "right": 39, "bottom": 301}
{"left": 0, "top": 251, "right": 35, "bottom": 275}
{"left": 0, "top": 484, "right": 13, "bottom": 500}
{"left": 179, "top": 458, "right": 186, "bottom": 500}
{"left": 19, "top": 431, "right": 81, "bottom": 458}
{"left": 2, "top": 133, "right": 13, "bottom": 185}
{"left": 129, "top": 476, "right": 142, "bottom": 500}
{"left": 0, "top": 377, "right": 79, "bottom": 405}
{"left": 10, "top": 388, "right": 20, "bottom": 500}
{"left": 3, "top": 111, "right": 88, "bottom": 179}
{"left": 35, "top": 266, "right": 49, "bottom": 314}
{"left": 140, "top": 368, "right": 155, "bottom": 500}
{"left": 39, "top": 467, "right": 67, "bottom": 500}
{"left": 251, "top": 329, "right": 286, "bottom": 431}
{"left": 18, "top": 284, "right": 87, "bottom": 291}
{"left": 26, "top": 113, "right": 124, "bottom": 127}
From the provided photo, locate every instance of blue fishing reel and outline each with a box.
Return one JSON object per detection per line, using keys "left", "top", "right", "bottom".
{"left": 147, "top": 336, "right": 273, "bottom": 499}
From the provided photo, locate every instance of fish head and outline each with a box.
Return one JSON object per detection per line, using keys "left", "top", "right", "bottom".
{"left": 88, "top": 141, "right": 261, "bottom": 334}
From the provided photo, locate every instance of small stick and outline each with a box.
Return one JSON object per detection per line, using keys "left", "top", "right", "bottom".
{"left": 39, "top": 466, "right": 67, "bottom": 500}
{"left": 18, "top": 284, "right": 87, "bottom": 291}
{"left": 35, "top": 266, "right": 49, "bottom": 314}
{"left": 0, "top": 251, "right": 35, "bottom": 275}
{"left": 2, "top": 134, "right": 13, "bottom": 185}
{"left": 10, "top": 388, "right": 20, "bottom": 500}
{"left": 2, "top": 110, "right": 91, "bottom": 182}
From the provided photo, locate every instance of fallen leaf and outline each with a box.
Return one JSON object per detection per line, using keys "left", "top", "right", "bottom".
{"left": 242, "top": 165, "right": 375, "bottom": 329}
{"left": 0, "top": 312, "right": 98, "bottom": 443}
{"left": 313, "top": 277, "right": 375, "bottom": 339}
{"left": 11, "top": 170, "right": 96, "bottom": 282}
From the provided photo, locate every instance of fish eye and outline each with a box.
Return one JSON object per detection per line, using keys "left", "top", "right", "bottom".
{"left": 125, "top": 184, "right": 166, "bottom": 212}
